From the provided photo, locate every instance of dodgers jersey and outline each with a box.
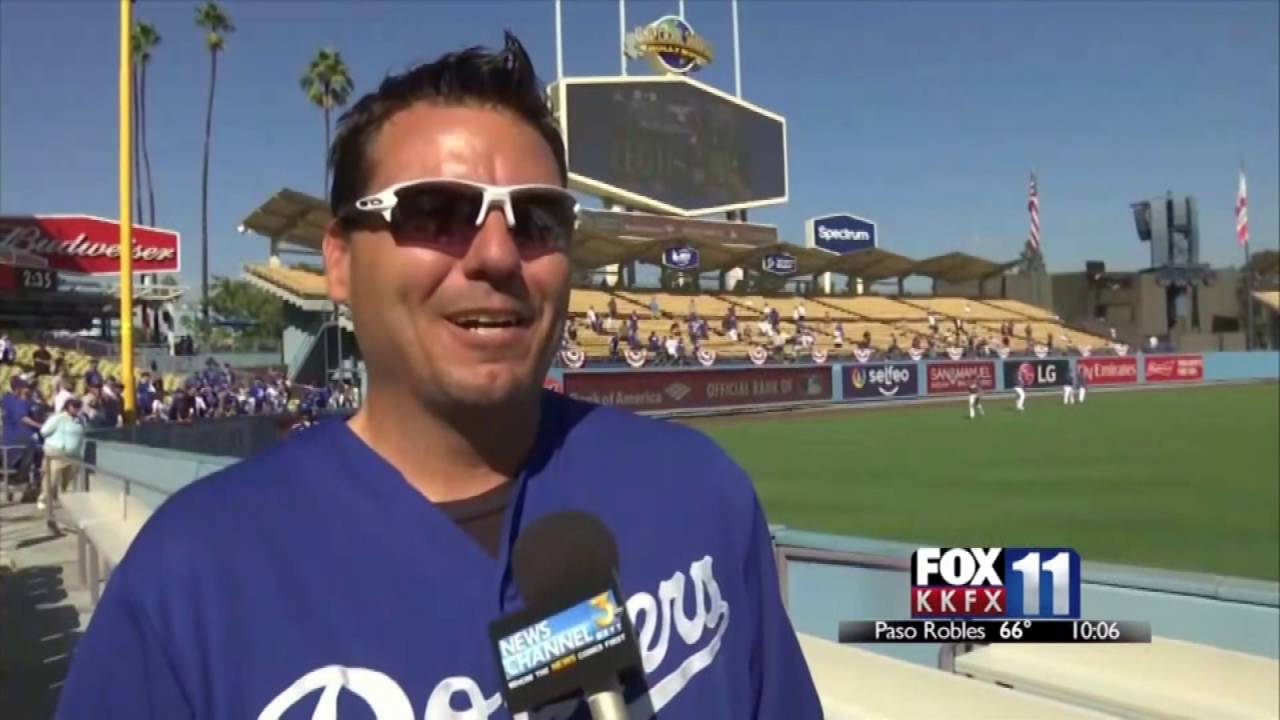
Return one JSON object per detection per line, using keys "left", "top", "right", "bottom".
{"left": 57, "top": 391, "right": 822, "bottom": 719}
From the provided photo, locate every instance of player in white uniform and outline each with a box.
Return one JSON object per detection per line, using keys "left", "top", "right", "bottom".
{"left": 1063, "top": 369, "right": 1076, "bottom": 405}
{"left": 1015, "top": 372, "right": 1028, "bottom": 411}
{"left": 968, "top": 381, "right": 985, "bottom": 419}
{"left": 1075, "top": 366, "right": 1088, "bottom": 404}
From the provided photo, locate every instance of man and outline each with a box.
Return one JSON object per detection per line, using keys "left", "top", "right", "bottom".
{"left": 968, "top": 380, "right": 985, "bottom": 419}
{"left": 39, "top": 395, "right": 85, "bottom": 512}
{"left": 32, "top": 342, "right": 52, "bottom": 376}
{"left": 1062, "top": 368, "right": 1076, "bottom": 405}
{"left": 59, "top": 33, "right": 819, "bottom": 719}
{"left": 1015, "top": 367, "right": 1028, "bottom": 412}
{"left": 1074, "top": 365, "right": 1088, "bottom": 404}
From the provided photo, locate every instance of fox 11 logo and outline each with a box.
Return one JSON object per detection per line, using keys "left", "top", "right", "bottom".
{"left": 911, "top": 547, "right": 1082, "bottom": 619}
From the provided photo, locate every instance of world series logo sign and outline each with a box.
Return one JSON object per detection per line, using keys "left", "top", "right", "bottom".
{"left": 911, "top": 547, "right": 1082, "bottom": 620}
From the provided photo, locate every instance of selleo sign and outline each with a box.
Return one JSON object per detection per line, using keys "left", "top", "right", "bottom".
{"left": 0, "top": 215, "right": 180, "bottom": 276}
{"left": 926, "top": 360, "right": 996, "bottom": 395}
{"left": 1144, "top": 354, "right": 1203, "bottom": 383}
{"left": 563, "top": 366, "right": 832, "bottom": 411}
{"left": 1077, "top": 357, "right": 1137, "bottom": 385}
{"left": 844, "top": 363, "right": 919, "bottom": 400}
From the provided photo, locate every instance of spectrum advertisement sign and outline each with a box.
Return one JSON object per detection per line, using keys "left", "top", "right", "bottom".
{"left": 1077, "top": 357, "right": 1138, "bottom": 385}
{"left": 1144, "top": 354, "right": 1204, "bottom": 383}
{"left": 926, "top": 360, "right": 997, "bottom": 395}
{"left": 563, "top": 366, "right": 832, "bottom": 411}
{"left": 805, "top": 214, "right": 876, "bottom": 255}
{"left": 844, "top": 363, "right": 919, "bottom": 400}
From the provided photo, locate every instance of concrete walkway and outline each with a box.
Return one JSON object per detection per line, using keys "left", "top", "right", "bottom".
{"left": 0, "top": 499, "right": 94, "bottom": 720}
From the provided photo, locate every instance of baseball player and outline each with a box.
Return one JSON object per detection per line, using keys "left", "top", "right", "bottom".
{"left": 969, "top": 380, "right": 985, "bottom": 419}
{"left": 1063, "top": 368, "right": 1076, "bottom": 405}
{"left": 1075, "top": 365, "right": 1088, "bottom": 404}
{"left": 1015, "top": 368, "right": 1028, "bottom": 411}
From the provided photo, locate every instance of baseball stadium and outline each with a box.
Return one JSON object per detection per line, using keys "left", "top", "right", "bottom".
{"left": 2, "top": 2, "right": 1279, "bottom": 718}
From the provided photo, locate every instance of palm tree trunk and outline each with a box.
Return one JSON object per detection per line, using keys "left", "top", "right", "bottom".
{"left": 323, "top": 100, "right": 331, "bottom": 197}
{"left": 201, "top": 50, "right": 218, "bottom": 327}
{"left": 132, "top": 66, "right": 143, "bottom": 224}
{"left": 141, "top": 60, "right": 157, "bottom": 228}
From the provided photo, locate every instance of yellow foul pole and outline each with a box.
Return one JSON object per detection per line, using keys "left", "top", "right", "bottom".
{"left": 119, "top": 0, "right": 136, "bottom": 423}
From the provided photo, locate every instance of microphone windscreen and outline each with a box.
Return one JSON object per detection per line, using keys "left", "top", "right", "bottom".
{"left": 512, "top": 511, "right": 619, "bottom": 605}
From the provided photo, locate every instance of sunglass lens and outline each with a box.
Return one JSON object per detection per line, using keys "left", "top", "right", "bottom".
{"left": 390, "top": 183, "right": 482, "bottom": 248}
{"left": 510, "top": 190, "right": 576, "bottom": 251}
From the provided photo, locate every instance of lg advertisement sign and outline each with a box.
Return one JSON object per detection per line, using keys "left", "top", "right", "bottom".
{"left": 805, "top": 214, "right": 876, "bottom": 255}
{"left": 1002, "top": 359, "right": 1071, "bottom": 389}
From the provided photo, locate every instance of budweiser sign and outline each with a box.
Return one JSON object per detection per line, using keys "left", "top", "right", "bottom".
{"left": 0, "top": 215, "right": 180, "bottom": 276}
{"left": 926, "top": 360, "right": 996, "bottom": 395}
{"left": 1077, "top": 357, "right": 1137, "bottom": 385}
{"left": 1144, "top": 354, "right": 1204, "bottom": 383}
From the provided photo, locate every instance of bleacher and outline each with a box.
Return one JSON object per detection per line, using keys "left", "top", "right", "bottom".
{"left": 0, "top": 343, "right": 187, "bottom": 399}
{"left": 562, "top": 288, "right": 1109, "bottom": 360}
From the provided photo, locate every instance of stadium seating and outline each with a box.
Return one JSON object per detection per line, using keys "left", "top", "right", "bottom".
{"left": 954, "top": 637, "right": 1280, "bottom": 719}
{"left": 797, "top": 634, "right": 1112, "bottom": 719}
{"left": 0, "top": 343, "right": 186, "bottom": 399}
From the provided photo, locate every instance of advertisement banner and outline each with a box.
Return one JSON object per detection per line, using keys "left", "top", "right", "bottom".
{"left": 563, "top": 366, "right": 832, "bottom": 411}
{"left": 1077, "top": 356, "right": 1138, "bottom": 385}
{"left": 1001, "top": 358, "right": 1071, "bottom": 388}
{"left": 0, "top": 215, "right": 180, "bottom": 276}
{"left": 843, "top": 363, "right": 919, "bottom": 400}
{"left": 805, "top": 214, "right": 876, "bottom": 255}
{"left": 926, "top": 361, "right": 997, "bottom": 395}
{"left": 1144, "top": 354, "right": 1204, "bottom": 383}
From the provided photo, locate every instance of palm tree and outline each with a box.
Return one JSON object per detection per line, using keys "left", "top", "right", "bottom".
{"left": 134, "top": 22, "right": 161, "bottom": 228}
{"left": 300, "top": 48, "right": 354, "bottom": 195}
{"left": 195, "top": 1, "right": 233, "bottom": 327}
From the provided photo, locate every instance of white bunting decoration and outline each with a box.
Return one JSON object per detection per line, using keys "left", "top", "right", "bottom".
{"left": 624, "top": 348, "right": 647, "bottom": 368}
{"left": 1033, "top": 344, "right": 1049, "bottom": 358}
{"left": 1113, "top": 343, "right": 1129, "bottom": 357}
{"left": 560, "top": 348, "right": 586, "bottom": 368}
{"left": 853, "top": 347, "right": 872, "bottom": 363}
{"left": 996, "top": 346, "right": 1010, "bottom": 359}
{"left": 748, "top": 346, "right": 769, "bottom": 365}
{"left": 696, "top": 348, "right": 717, "bottom": 367}
{"left": 907, "top": 348, "right": 924, "bottom": 361}
{"left": 946, "top": 347, "right": 965, "bottom": 361}
{"left": 811, "top": 348, "right": 828, "bottom": 364}
{"left": 1079, "top": 346, "right": 1092, "bottom": 357}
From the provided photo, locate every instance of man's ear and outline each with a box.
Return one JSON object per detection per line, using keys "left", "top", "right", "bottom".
{"left": 323, "top": 220, "right": 351, "bottom": 305}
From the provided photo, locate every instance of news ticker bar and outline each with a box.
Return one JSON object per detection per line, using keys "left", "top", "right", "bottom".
{"left": 838, "top": 620, "right": 1152, "bottom": 644}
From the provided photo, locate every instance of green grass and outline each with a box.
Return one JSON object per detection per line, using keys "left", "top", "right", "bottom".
{"left": 691, "top": 384, "right": 1280, "bottom": 581}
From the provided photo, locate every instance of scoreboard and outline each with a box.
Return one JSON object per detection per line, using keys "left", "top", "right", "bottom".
{"left": 0, "top": 265, "right": 57, "bottom": 293}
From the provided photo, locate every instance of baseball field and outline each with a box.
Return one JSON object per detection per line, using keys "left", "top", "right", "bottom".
{"left": 688, "top": 382, "right": 1280, "bottom": 581}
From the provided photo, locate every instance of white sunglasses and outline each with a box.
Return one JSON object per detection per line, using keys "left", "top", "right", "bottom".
{"left": 344, "top": 177, "right": 579, "bottom": 251}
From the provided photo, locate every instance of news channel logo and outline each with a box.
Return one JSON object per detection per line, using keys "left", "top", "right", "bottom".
{"left": 910, "top": 547, "right": 1082, "bottom": 620}
{"left": 662, "top": 246, "right": 700, "bottom": 271}
{"left": 761, "top": 252, "right": 797, "bottom": 275}
{"left": 497, "top": 590, "right": 624, "bottom": 683}
{"left": 805, "top": 214, "right": 877, "bottom": 255}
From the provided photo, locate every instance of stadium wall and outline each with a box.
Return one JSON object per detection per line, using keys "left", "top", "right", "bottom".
{"left": 553, "top": 351, "right": 1278, "bottom": 414}
{"left": 774, "top": 528, "right": 1280, "bottom": 667}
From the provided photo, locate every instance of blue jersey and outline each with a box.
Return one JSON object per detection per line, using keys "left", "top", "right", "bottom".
{"left": 58, "top": 391, "right": 820, "bottom": 719}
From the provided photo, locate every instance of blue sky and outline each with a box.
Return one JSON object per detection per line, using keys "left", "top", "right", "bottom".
{"left": 1, "top": 0, "right": 1277, "bottom": 290}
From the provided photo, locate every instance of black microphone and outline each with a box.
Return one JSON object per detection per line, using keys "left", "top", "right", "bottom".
{"left": 489, "top": 511, "right": 643, "bottom": 719}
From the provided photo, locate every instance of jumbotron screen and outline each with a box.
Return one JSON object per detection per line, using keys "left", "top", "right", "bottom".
{"left": 557, "top": 77, "right": 787, "bottom": 216}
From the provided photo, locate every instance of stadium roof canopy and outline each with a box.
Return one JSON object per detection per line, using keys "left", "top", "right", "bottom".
{"left": 821, "top": 248, "right": 917, "bottom": 281}
{"left": 906, "top": 252, "right": 1018, "bottom": 283}
{"left": 240, "top": 189, "right": 331, "bottom": 252}
{"left": 1253, "top": 290, "right": 1280, "bottom": 314}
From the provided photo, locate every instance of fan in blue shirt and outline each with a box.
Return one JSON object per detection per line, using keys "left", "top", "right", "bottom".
{"left": 58, "top": 32, "right": 820, "bottom": 720}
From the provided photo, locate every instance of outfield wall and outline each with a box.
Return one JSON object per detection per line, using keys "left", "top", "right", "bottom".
{"left": 549, "top": 351, "right": 1278, "bottom": 413}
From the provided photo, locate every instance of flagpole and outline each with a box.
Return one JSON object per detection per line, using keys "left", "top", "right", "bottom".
{"left": 1239, "top": 162, "right": 1253, "bottom": 350}
{"left": 119, "top": 0, "right": 136, "bottom": 423}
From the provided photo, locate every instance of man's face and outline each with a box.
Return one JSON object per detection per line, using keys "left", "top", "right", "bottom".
{"left": 325, "top": 103, "right": 570, "bottom": 411}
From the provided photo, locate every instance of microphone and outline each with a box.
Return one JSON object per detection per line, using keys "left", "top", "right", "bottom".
{"left": 489, "top": 511, "right": 642, "bottom": 719}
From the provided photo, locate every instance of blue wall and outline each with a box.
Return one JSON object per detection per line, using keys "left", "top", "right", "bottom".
{"left": 1205, "top": 351, "right": 1280, "bottom": 382}
{"left": 775, "top": 529, "right": 1280, "bottom": 666}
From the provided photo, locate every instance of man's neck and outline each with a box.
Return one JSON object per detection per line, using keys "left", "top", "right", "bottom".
{"left": 347, "top": 382, "right": 540, "bottom": 504}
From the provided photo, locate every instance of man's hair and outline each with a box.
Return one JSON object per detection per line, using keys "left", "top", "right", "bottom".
{"left": 328, "top": 31, "right": 566, "bottom": 218}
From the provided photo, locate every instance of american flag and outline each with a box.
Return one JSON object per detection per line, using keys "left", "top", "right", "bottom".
{"left": 1236, "top": 170, "right": 1249, "bottom": 247}
{"left": 1027, "top": 172, "right": 1041, "bottom": 253}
